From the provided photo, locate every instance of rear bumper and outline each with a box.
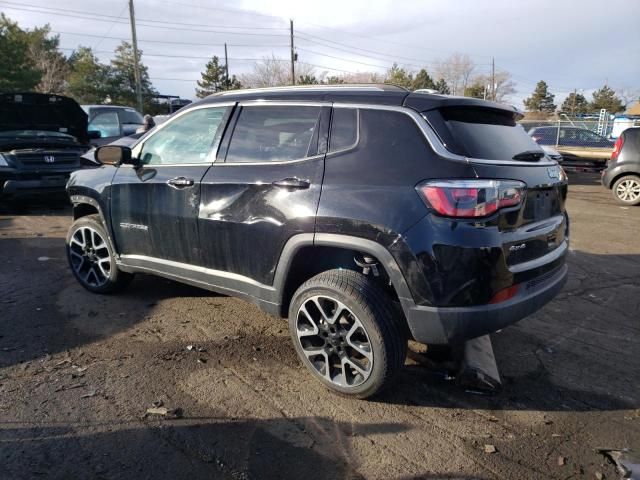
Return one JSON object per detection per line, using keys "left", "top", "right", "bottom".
{"left": 404, "top": 263, "right": 568, "bottom": 345}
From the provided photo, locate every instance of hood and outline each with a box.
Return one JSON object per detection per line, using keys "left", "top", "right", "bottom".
{"left": 0, "top": 92, "right": 89, "bottom": 144}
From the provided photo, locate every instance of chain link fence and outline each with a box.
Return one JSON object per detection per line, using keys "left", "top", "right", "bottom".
{"left": 516, "top": 111, "right": 640, "bottom": 171}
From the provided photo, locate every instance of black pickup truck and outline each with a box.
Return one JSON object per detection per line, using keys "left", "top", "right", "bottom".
{"left": 0, "top": 92, "right": 93, "bottom": 200}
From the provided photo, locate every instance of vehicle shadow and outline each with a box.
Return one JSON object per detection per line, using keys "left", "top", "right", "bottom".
{"left": 1, "top": 221, "right": 638, "bottom": 413}
{"left": 0, "top": 417, "right": 425, "bottom": 480}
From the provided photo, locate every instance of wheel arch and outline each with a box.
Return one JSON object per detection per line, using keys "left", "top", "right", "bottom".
{"left": 274, "top": 233, "right": 414, "bottom": 320}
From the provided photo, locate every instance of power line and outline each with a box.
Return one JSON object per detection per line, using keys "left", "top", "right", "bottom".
{"left": 54, "top": 30, "right": 289, "bottom": 48}
{"left": 94, "top": 2, "right": 128, "bottom": 49}
{"left": 0, "top": 2, "right": 289, "bottom": 35}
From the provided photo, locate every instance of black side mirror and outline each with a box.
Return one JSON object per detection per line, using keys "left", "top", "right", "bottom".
{"left": 88, "top": 130, "right": 102, "bottom": 139}
{"left": 94, "top": 145, "right": 134, "bottom": 166}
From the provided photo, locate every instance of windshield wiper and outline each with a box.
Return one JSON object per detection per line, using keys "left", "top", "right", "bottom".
{"left": 512, "top": 150, "right": 545, "bottom": 161}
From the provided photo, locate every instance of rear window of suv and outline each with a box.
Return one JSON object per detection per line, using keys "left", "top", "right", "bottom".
{"left": 425, "top": 107, "right": 542, "bottom": 160}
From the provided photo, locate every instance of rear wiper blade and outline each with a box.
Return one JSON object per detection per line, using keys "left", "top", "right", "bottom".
{"left": 512, "top": 150, "right": 545, "bottom": 161}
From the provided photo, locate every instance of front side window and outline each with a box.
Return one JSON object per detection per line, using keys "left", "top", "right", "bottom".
{"left": 139, "top": 107, "right": 228, "bottom": 165}
{"left": 89, "top": 111, "right": 120, "bottom": 138}
{"left": 226, "top": 105, "right": 321, "bottom": 163}
{"left": 329, "top": 108, "right": 358, "bottom": 152}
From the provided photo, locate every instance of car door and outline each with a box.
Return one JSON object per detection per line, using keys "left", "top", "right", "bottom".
{"left": 198, "top": 102, "right": 330, "bottom": 286}
{"left": 110, "top": 105, "right": 231, "bottom": 265}
{"left": 88, "top": 109, "right": 122, "bottom": 146}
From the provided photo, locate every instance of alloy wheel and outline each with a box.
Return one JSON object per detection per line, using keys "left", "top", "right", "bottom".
{"left": 295, "top": 295, "right": 373, "bottom": 388}
{"left": 616, "top": 178, "right": 640, "bottom": 203}
{"left": 68, "top": 227, "right": 112, "bottom": 287}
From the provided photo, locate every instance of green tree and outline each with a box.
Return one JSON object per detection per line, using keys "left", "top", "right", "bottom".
{"left": 384, "top": 63, "right": 413, "bottom": 89}
{"left": 411, "top": 69, "right": 436, "bottom": 91}
{"left": 66, "top": 46, "right": 112, "bottom": 104}
{"left": 464, "top": 82, "right": 485, "bottom": 99}
{"left": 523, "top": 80, "right": 556, "bottom": 112}
{"left": 324, "top": 75, "right": 344, "bottom": 84}
{"left": 109, "top": 41, "right": 156, "bottom": 110}
{"left": 196, "top": 56, "right": 241, "bottom": 98}
{"left": 560, "top": 92, "right": 590, "bottom": 115}
{"left": 0, "top": 14, "right": 41, "bottom": 91}
{"left": 26, "top": 24, "right": 68, "bottom": 94}
{"left": 434, "top": 78, "right": 450, "bottom": 94}
{"left": 590, "top": 85, "right": 624, "bottom": 113}
{"left": 298, "top": 74, "right": 318, "bottom": 85}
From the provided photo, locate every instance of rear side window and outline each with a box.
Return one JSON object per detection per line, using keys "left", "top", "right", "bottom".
{"left": 329, "top": 108, "right": 358, "bottom": 152}
{"left": 226, "top": 105, "right": 321, "bottom": 163}
{"left": 119, "top": 108, "right": 144, "bottom": 125}
{"left": 426, "top": 107, "right": 542, "bottom": 160}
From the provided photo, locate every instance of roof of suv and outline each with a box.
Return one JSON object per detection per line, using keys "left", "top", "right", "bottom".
{"left": 197, "top": 84, "right": 520, "bottom": 114}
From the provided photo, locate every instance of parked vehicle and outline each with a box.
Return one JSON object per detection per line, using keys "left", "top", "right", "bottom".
{"left": 528, "top": 125, "right": 614, "bottom": 167}
{"left": 82, "top": 105, "right": 144, "bottom": 146}
{"left": 602, "top": 127, "right": 640, "bottom": 205}
{"left": 66, "top": 86, "right": 569, "bottom": 398}
{"left": 0, "top": 92, "right": 93, "bottom": 200}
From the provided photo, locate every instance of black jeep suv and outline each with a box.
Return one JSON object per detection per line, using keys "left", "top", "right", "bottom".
{"left": 0, "top": 93, "right": 92, "bottom": 199}
{"left": 65, "top": 85, "right": 569, "bottom": 398}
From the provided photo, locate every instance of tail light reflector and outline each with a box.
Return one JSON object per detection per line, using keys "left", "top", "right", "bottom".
{"left": 489, "top": 284, "right": 520, "bottom": 304}
{"left": 611, "top": 136, "right": 624, "bottom": 162}
{"left": 416, "top": 180, "right": 526, "bottom": 218}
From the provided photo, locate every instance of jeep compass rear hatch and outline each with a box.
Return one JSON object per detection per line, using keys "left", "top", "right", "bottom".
{"left": 417, "top": 102, "right": 568, "bottom": 283}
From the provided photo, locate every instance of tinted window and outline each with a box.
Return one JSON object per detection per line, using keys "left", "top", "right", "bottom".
{"left": 226, "top": 106, "right": 321, "bottom": 163}
{"left": 119, "top": 108, "right": 144, "bottom": 125}
{"left": 329, "top": 108, "right": 358, "bottom": 152}
{"left": 140, "top": 107, "right": 228, "bottom": 165}
{"left": 88, "top": 111, "right": 120, "bottom": 138}
{"left": 429, "top": 107, "right": 542, "bottom": 160}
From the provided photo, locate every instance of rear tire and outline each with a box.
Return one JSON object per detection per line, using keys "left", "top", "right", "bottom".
{"left": 66, "top": 214, "right": 133, "bottom": 294}
{"left": 288, "top": 269, "right": 407, "bottom": 399}
{"left": 612, "top": 175, "right": 640, "bottom": 206}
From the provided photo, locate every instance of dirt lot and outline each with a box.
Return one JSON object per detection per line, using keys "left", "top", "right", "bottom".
{"left": 1, "top": 172, "right": 638, "bottom": 480}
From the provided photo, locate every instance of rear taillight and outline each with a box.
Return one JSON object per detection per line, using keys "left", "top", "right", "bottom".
{"left": 611, "top": 136, "right": 624, "bottom": 162}
{"left": 416, "top": 180, "right": 526, "bottom": 218}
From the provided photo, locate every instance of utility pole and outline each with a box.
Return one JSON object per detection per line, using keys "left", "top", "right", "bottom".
{"left": 128, "top": 0, "right": 143, "bottom": 113}
{"left": 290, "top": 19, "right": 295, "bottom": 85}
{"left": 224, "top": 43, "right": 229, "bottom": 89}
{"left": 491, "top": 57, "right": 495, "bottom": 101}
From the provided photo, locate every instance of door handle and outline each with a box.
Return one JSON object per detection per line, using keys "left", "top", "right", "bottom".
{"left": 272, "top": 177, "right": 310, "bottom": 189}
{"left": 167, "top": 177, "right": 195, "bottom": 189}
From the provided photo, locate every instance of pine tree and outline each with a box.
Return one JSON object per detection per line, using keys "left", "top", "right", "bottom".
{"left": 196, "top": 56, "right": 241, "bottom": 98}
{"left": 0, "top": 14, "right": 41, "bottom": 91}
{"left": 434, "top": 78, "right": 450, "bottom": 95}
{"left": 66, "top": 47, "right": 112, "bottom": 104}
{"left": 590, "top": 85, "right": 624, "bottom": 113}
{"left": 560, "top": 92, "right": 589, "bottom": 115}
{"left": 109, "top": 41, "right": 156, "bottom": 109}
{"left": 523, "top": 80, "right": 556, "bottom": 112}
{"left": 298, "top": 74, "right": 318, "bottom": 85}
{"left": 411, "top": 69, "right": 436, "bottom": 91}
{"left": 384, "top": 64, "right": 413, "bottom": 89}
{"left": 464, "top": 82, "right": 485, "bottom": 99}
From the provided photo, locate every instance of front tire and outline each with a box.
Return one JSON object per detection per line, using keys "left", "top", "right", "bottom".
{"left": 612, "top": 175, "right": 640, "bottom": 206}
{"left": 288, "top": 269, "right": 406, "bottom": 399}
{"left": 66, "top": 214, "right": 132, "bottom": 293}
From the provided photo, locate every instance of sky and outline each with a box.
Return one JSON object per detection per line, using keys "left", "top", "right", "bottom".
{"left": 2, "top": 0, "right": 639, "bottom": 107}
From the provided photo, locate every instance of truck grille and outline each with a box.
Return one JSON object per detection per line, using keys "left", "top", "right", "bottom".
{"left": 15, "top": 152, "right": 79, "bottom": 168}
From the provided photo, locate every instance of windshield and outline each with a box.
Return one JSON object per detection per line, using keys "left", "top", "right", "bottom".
{"left": 0, "top": 130, "right": 76, "bottom": 140}
{"left": 426, "top": 107, "right": 543, "bottom": 160}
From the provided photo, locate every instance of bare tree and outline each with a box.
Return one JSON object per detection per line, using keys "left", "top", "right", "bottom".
{"left": 616, "top": 87, "right": 640, "bottom": 110}
{"left": 434, "top": 53, "right": 474, "bottom": 96}
{"left": 470, "top": 70, "right": 516, "bottom": 103}
{"left": 320, "top": 71, "right": 384, "bottom": 84}
{"left": 240, "top": 55, "right": 316, "bottom": 88}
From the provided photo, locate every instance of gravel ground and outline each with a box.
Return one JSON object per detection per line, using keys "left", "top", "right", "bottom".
{"left": 1, "top": 172, "right": 638, "bottom": 480}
